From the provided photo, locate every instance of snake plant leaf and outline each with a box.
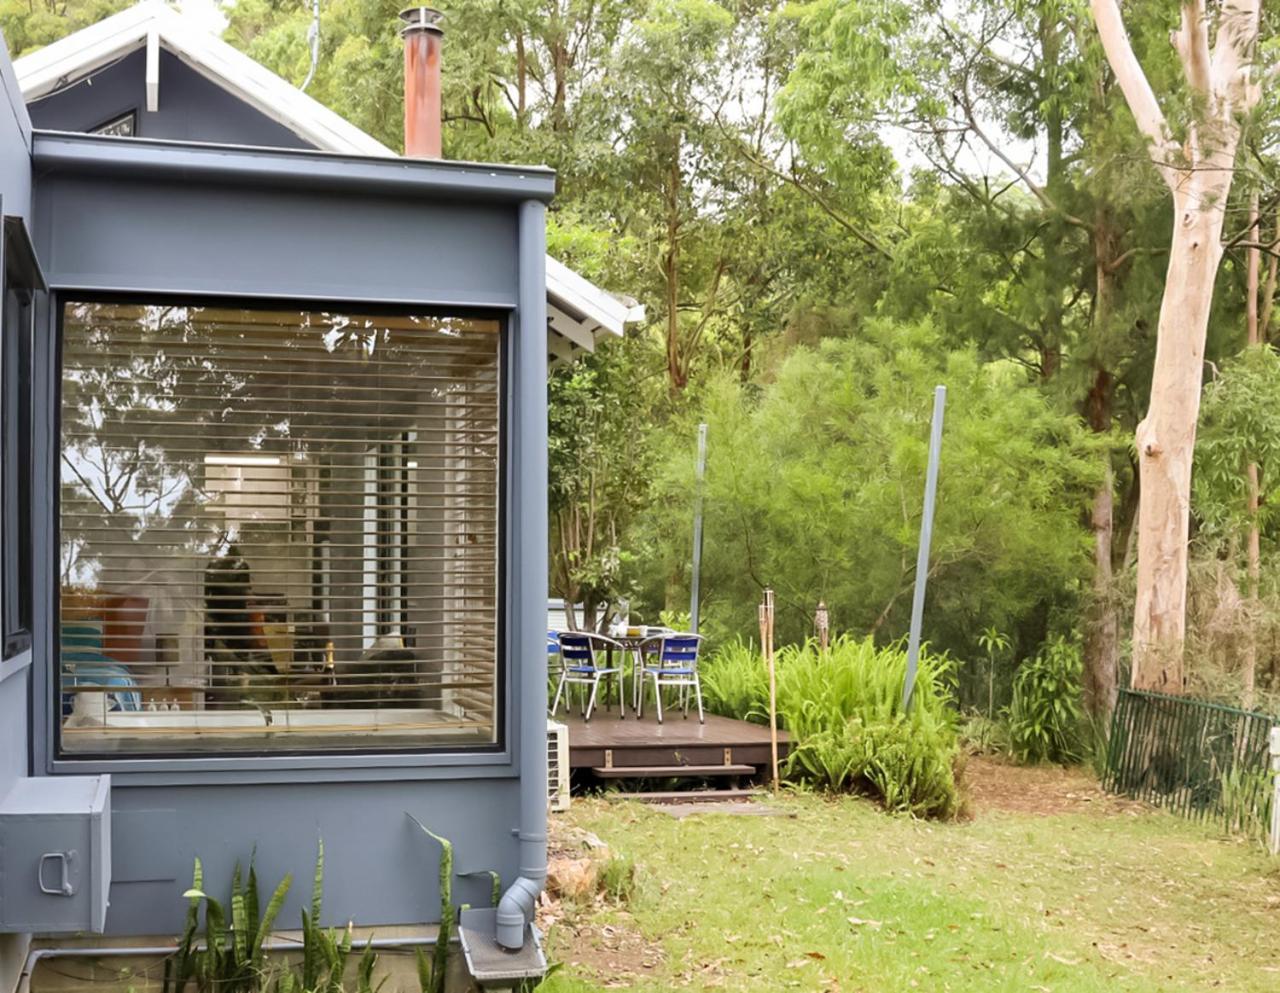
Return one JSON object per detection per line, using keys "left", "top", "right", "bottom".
{"left": 251, "top": 873, "right": 293, "bottom": 972}
{"left": 406, "top": 814, "right": 454, "bottom": 993}
{"left": 311, "top": 838, "right": 325, "bottom": 926}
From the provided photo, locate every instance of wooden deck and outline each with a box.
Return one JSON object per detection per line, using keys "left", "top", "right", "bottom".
{"left": 557, "top": 712, "right": 790, "bottom": 772}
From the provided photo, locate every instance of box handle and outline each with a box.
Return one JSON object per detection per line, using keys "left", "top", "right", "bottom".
{"left": 38, "top": 851, "right": 76, "bottom": 897}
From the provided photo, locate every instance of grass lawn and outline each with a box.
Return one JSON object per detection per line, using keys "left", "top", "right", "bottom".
{"left": 537, "top": 762, "right": 1280, "bottom": 992}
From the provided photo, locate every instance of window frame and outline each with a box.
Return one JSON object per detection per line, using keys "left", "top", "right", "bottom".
{"left": 2, "top": 216, "right": 46, "bottom": 662}
{"left": 48, "top": 292, "right": 511, "bottom": 774}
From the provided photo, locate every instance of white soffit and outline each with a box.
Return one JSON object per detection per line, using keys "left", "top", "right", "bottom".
{"left": 13, "top": 0, "right": 643, "bottom": 354}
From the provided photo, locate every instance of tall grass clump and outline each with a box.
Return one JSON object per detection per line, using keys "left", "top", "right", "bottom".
{"left": 701, "top": 635, "right": 962, "bottom": 818}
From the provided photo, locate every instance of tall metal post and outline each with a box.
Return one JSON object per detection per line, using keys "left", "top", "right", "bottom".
{"left": 689, "top": 423, "right": 708, "bottom": 632}
{"left": 901, "top": 386, "right": 946, "bottom": 711}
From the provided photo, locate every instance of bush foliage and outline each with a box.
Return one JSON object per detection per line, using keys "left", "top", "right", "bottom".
{"left": 632, "top": 322, "right": 1097, "bottom": 661}
{"left": 1006, "top": 636, "right": 1086, "bottom": 765}
{"left": 700, "top": 635, "right": 962, "bottom": 817}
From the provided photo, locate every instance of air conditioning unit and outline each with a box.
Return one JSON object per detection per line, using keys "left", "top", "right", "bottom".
{"left": 547, "top": 719, "right": 570, "bottom": 812}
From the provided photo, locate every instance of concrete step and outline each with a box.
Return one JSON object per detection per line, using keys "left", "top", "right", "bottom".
{"left": 591, "top": 763, "right": 756, "bottom": 779}
{"left": 608, "top": 788, "right": 765, "bottom": 804}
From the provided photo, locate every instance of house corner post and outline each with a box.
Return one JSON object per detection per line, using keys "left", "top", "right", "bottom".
{"left": 496, "top": 198, "right": 549, "bottom": 951}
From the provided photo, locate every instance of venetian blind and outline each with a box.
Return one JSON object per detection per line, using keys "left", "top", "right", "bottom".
{"left": 58, "top": 302, "right": 501, "bottom": 755}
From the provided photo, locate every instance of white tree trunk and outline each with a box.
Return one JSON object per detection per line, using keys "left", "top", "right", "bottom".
{"left": 1092, "top": 0, "right": 1261, "bottom": 692}
{"left": 1132, "top": 188, "right": 1228, "bottom": 689}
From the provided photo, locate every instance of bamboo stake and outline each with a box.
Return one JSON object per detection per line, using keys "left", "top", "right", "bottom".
{"left": 760, "top": 588, "right": 779, "bottom": 793}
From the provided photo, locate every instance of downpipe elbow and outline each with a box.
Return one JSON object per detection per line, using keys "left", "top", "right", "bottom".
{"left": 495, "top": 873, "right": 544, "bottom": 951}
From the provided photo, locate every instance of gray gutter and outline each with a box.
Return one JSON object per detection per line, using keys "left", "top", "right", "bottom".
{"left": 30, "top": 130, "right": 556, "bottom": 202}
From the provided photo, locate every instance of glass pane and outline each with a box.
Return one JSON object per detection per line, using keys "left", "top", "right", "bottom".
{"left": 59, "top": 302, "right": 500, "bottom": 755}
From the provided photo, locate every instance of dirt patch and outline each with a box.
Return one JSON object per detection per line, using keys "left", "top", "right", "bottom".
{"left": 964, "top": 755, "right": 1148, "bottom": 817}
{"left": 545, "top": 915, "right": 666, "bottom": 987}
{"left": 540, "top": 819, "right": 667, "bottom": 985}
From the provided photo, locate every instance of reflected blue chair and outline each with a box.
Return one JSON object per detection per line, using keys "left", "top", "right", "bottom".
{"left": 637, "top": 633, "right": 704, "bottom": 724}
{"left": 60, "top": 620, "right": 142, "bottom": 716}
{"left": 550, "top": 632, "right": 627, "bottom": 722}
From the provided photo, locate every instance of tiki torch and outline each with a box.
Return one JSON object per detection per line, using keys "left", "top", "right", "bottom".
{"left": 815, "top": 600, "right": 830, "bottom": 653}
{"left": 760, "top": 588, "right": 779, "bottom": 793}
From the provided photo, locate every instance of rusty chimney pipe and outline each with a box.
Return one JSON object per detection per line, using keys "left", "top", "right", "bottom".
{"left": 400, "top": 7, "right": 444, "bottom": 158}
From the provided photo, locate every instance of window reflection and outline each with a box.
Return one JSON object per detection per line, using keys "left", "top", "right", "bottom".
{"left": 59, "top": 303, "right": 501, "bottom": 755}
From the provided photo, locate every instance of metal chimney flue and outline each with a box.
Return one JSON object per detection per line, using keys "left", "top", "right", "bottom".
{"left": 400, "top": 7, "right": 444, "bottom": 158}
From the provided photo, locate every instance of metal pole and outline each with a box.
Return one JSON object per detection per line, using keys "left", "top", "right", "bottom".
{"left": 689, "top": 422, "right": 708, "bottom": 633}
{"left": 1269, "top": 726, "right": 1280, "bottom": 855}
{"left": 902, "top": 386, "right": 946, "bottom": 712}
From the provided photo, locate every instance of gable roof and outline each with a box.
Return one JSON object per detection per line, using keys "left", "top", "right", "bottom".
{"left": 13, "top": 1, "right": 642, "bottom": 359}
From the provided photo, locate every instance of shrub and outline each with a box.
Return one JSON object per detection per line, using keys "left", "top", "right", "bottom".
{"left": 957, "top": 711, "right": 1011, "bottom": 755}
{"left": 701, "top": 635, "right": 962, "bottom": 817}
{"left": 699, "top": 638, "right": 768, "bottom": 722}
{"left": 1006, "top": 636, "right": 1085, "bottom": 765}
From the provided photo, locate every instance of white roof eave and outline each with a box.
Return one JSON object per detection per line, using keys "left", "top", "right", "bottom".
{"left": 13, "top": 0, "right": 638, "bottom": 350}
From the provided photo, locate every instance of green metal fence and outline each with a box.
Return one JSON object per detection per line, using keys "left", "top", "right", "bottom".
{"left": 1105, "top": 688, "right": 1276, "bottom": 827}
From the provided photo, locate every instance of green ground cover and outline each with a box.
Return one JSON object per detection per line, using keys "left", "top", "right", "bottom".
{"left": 538, "top": 780, "right": 1280, "bottom": 992}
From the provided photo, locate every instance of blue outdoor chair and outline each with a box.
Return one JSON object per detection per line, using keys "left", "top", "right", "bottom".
{"left": 550, "top": 631, "right": 627, "bottom": 722}
{"left": 636, "top": 633, "right": 704, "bottom": 724}
{"left": 547, "top": 631, "right": 562, "bottom": 703}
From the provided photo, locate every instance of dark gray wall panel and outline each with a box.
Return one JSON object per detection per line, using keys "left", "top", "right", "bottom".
{"left": 0, "top": 25, "right": 32, "bottom": 813}
{"left": 106, "top": 778, "right": 519, "bottom": 934}
{"left": 28, "top": 49, "right": 314, "bottom": 150}
{"left": 0, "top": 31, "right": 33, "bottom": 986}
{"left": 35, "top": 174, "right": 519, "bottom": 306}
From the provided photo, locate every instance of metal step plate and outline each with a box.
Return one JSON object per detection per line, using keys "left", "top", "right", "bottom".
{"left": 458, "top": 907, "right": 547, "bottom": 988}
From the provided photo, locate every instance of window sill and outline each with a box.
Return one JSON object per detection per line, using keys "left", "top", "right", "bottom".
{"left": 46, "top": 744, "right": 519, "bottom": 786}
{"left": 0, "top": 648, "right": 33, "bottom": 685}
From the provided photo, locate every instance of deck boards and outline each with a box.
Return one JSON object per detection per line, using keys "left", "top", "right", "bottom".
{"left": 557, "top": 712, "right": 789, "bottom": 770}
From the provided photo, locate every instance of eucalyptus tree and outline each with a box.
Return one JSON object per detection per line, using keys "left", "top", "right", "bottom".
{"left": 1091, "top": 0, "right": 1264, "bottom": 692}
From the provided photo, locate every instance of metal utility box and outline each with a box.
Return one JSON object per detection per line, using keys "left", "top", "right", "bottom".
{"left": 0, "top": 776, "right": 111, "bottom": 933}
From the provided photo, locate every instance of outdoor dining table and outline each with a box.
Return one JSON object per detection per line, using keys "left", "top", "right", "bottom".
{"left": 609, "top": 628, "right": 673, "bottom": 712}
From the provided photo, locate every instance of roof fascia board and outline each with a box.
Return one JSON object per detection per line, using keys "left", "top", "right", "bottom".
{"left": 31, "top": 130, "right": 556, "bottom": 201}
{"left": 16, "top": 2, "right": 156, "bottom": 99}
{"left": 545, "top": 255, "right": 629, "bottom": 335}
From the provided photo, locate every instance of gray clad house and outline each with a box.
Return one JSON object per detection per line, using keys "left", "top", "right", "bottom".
{"left": 0, "top": 4, "right": 627, "bottom": 988}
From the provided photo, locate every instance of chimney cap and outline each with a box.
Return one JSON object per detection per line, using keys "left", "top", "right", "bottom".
{"left": 400, "top": 6, "right": 444, "bottom": 36}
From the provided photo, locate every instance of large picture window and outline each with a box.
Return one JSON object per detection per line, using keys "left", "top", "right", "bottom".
{"left": 58, "top": 302, "right": 501, "bottom": 755}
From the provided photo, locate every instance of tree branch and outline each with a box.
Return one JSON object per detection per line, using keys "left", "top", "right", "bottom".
{"left": 954, "top": 86, "right": 1092, "bottom": 230}
{"left": 1173, "top": 0, "right": 1212, "bottom": 96}
{"left": 1090, "top": 0, "right": 1178, "bottom": 190}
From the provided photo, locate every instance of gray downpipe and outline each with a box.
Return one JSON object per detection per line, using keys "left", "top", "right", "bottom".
{"left": 495, "top": 198, "right": 549, "bottom": 952}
